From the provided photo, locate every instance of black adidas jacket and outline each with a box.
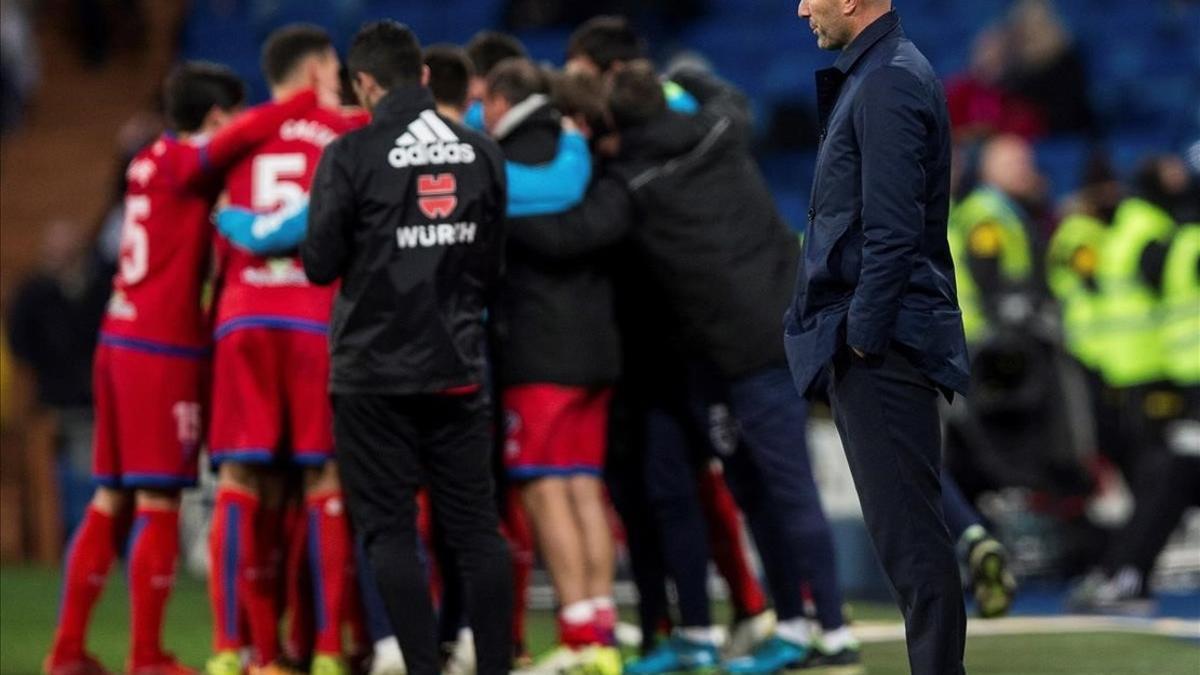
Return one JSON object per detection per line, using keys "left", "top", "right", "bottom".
{"left": 490, "top": 98, "right": 622, "bottom": 388}
{"left": 302, "top": 86, "right": 507, "bottom": 395}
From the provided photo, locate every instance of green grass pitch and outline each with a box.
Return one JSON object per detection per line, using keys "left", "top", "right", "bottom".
{"left": 1, "top": 566, "right": 1196, "bottom": 674}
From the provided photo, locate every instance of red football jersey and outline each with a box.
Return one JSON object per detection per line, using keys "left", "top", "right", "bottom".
{"left": 100, "top": 91, "right": 320, "bottom": 355}
{"left": 101, "top": 135, "right": 218, "bottom": 354}
{"left": 214, "top": 104, "right": 366, "bottom": 335}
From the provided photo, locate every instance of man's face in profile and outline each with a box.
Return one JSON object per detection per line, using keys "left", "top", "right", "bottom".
{"left": 798, "top": 0, "right": 851, "bottom": 50}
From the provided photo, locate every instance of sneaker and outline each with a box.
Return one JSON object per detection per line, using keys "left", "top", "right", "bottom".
{"left": 203, "top": 653, "right": 242, "bottom": 675}
{"left": 722, "top": 637, "right": 808, "bottom": 674}
{"left": 128, "top": 655, "right": 198, "bottom": 675}
{"left": 802, "top": 641, "right": 863, "bottom": 672}
{"left": 967, "top": 535, "right": 1018, "bottom": 618}
{"left": 43, "top": 653, "right": 113, "bottom": 675}
{"left": 725, "top": 610, "right": 776, "bottom": 658}
{"left": 512, "top": 645, "right": 584, "bottom": 674}
{"left": 311, "top": 655, "right": 350, "bottom": 675}
{"left": 577, "top": 646, "right": 623, "bottom": 675}
{"left": 625, "top": 636, "right": 719, "bottom": 674}
{"left": 1067, "top": 568, "right": 1155, "bottom": 616}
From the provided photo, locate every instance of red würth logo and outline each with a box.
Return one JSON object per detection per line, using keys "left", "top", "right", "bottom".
{"left": 417, "top": 173, "right": 458, "bottom": 219}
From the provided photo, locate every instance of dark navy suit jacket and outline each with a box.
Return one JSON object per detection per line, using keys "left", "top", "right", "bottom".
{"left": 784, "top": 11, "right": 970, "bottom": 398}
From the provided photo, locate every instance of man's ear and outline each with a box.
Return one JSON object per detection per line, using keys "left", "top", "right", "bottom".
{"left": 842, "top": 0, "right": 859, "bottom": 16}
{"left": 421, "top": 64, "right": 431, "bottom": 87}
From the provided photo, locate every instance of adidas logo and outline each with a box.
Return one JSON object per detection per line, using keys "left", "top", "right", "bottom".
{"left": 388, "top": 110, "right": 477, "bottom": 168}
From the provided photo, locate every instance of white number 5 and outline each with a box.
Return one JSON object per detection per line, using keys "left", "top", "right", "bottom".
{"left": 253, "top": 153, "right": 307, "bottom": 211}
{"left": 119, "top": 195, "right": 151, "bottom": 285}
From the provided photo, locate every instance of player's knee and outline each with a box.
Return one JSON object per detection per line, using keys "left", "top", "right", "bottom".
{"left": 217, "top": 461, "right": 259, "bottom": 492}
{"left": 135, "top": 488, "right": 181, "bottom": 510}
{"left": 303, "top": 461, "right": 341, "bottom": 494}
{"left": 91, "top": 486, "right": 130, "bottom": 514}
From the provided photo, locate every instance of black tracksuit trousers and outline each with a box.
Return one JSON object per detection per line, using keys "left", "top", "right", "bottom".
{"left": 333, "top": 392, "right": 513, "bottom": 675}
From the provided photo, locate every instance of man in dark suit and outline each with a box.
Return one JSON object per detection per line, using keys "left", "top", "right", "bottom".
{"left": 788, "top": 2, "right": 969, "bottom": 674}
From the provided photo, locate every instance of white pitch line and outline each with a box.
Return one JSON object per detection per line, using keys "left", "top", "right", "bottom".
{"left": 849, "top": 616, "right": 1200, "bottom": 643}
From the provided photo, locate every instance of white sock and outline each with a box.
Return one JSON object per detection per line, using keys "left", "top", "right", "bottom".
{"left": 372, "top": 636, "right": 405, "bottom": 669}
{"left": 561, "top": 599, "right": 596, "bottom": 625}
{"left": 818, "top": 626, "right": 858, "bottom": 653}
{"left": 678, "top": 625, "right": 723, "bottom": 646}
{"left": 774, "top": 618, "right": 813, "bottom": 646}
{"left": 591, "top": 596, "right": 616, "bottom": 612}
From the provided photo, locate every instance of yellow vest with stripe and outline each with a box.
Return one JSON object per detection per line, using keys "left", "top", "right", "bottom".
{"left": 1046, "top": 214, "right": 1108, "bottom": 369}
{"left": 1096, "top": 198, "right": 1176, "bottom": 386}
{"left": 1162, "top": 224, "right": 1200, "bottom": 385}
{"left": 949, "top": 188, "right": 1033, "bottom": 345}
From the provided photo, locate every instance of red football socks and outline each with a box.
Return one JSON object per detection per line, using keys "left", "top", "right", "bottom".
{"left": 699, "top": 466, "right": 768, "bottom": 617}
{"left": 49, "top": 505, "right": 117, "bottom": 662}
{"left": 209, "top": 486, "right": 274, "bottom": 658}
{"left": 504, "top": 489, "right": 535, "bottom": 650}
{"left": 128, "top": 507, "right": 180, "bottom": 667}
{"left": 307, "top": 491, "right": 351, "bottom": 656}
{"left": 283, "top": 502, "right": 314, "bottom": 661}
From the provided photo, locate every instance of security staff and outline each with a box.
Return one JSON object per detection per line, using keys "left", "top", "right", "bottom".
{"left": 1096, "top": 195, "right": 1175, "bottom": 389}
{"left": 1161, "top": 223, "right": 1200, "bottom": 387}
{"left": 300, "top": 21, "right": 513, "bottom": 675}
{"left": 1046, "top": 212, "right": 1108, "bottom": 372}
{"left": 948, "top": 135, "right": 1039, "bottom": 346}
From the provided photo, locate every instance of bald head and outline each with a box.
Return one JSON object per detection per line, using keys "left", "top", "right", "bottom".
{"left": 798, "top": 0, "right": 893, "bottom": 51}
{"left": 980, "top": 134, "right": 1044, "bottom": 202}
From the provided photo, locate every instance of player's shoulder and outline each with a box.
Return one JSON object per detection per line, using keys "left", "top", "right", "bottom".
{"left": 125, "top": 134, "right": 184, "bottom": 190}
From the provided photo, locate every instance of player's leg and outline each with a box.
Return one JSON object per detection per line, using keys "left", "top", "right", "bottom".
{"left": 127, "top": 489, "right": 194, "bottom": 674}
{"left": 564, "top": 389, "right": 617, "bottom": 650}
{"left": 301, "top": 462, "right": 352, "bottom": 669}
{"left": 720, "top": 368, "right": 856, "bottom": 673}
{"left": 47, "top": 344, "right": 127, "bottom": 673}
{"left": 695, "top": 465, "right": 773, "bottom": 657}
{"left": 278, "top": 327, "right": 350, "bottom": 670}
{"left": 626, "top": 404, "right": 722, "bottom": 675}
{"left": 207, "top": 328, "right": 284, "bottom": 670}
{"left": 46, "top": 486, "right": 128, "bottom": 674}
{"left": 503, "top": 488, "right": 535, "bottom": 662}
{"left": 503, "top": 386, "right": 590, "bottom": 657}
{"left": 697, "top": 464, "right": 767, "bottom": 620}
{"left": 282, "top": 493, "right": 314, "bottom": 664}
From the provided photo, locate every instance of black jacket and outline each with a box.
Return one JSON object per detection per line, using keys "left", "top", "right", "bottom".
{"left": 784, "top": 11, "right": 969, "bottom": 398}
{"left": 491, "top": 98, "right": 621, "bottom": 387}
{"left": 610, "top": 73, "right": 799, "bottom": 380}
{"left": 301, "top": 87, "right": 507, "bottom": 395}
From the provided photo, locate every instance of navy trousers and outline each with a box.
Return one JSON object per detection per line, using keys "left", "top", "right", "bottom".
{"left": 643, "top": 364, "right": 847, "bottom": 630}
{"left": 826, "top": 346, "right": 966, "bottom": 675}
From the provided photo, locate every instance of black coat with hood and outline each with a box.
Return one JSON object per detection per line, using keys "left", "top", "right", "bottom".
{"left": 490, "top": 95, "right": 622, "bottom": 388}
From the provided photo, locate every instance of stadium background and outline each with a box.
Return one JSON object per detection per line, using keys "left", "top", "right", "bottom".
{"left": 0, "top": 0, "right": 1198, "bottom": 673}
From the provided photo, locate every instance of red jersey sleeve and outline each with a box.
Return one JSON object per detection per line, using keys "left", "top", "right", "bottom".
{"left": 175, "top": 89, "right": 319, "bottom": 189}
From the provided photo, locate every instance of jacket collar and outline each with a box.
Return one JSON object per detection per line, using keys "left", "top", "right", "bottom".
{"left": 492, "top": 93, "right": 552, "bottom": 141}
{"left": 372, "top": 85, "right": 437, "bottom": 121}
{"left": 833, "top": 10, "right": 902, "bottom": 74}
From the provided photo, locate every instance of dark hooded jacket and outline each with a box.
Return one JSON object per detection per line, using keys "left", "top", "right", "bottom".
{"left": 491, "top": 96, "right": 622, "bottom": 387}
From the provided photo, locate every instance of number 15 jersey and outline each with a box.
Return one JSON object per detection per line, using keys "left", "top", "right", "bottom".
{"left": 215, "top": 104, "right": 366, "bottom": 337}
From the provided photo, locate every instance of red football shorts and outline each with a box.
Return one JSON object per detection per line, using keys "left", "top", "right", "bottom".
{"left": 209, "top": 326, "right": 334, "bottom": 466}
{"left": 503, "top": 384, "right": 613, "bottom": 480}
{"left": 92, "top": 341, "right": 207, "bottom": 489}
